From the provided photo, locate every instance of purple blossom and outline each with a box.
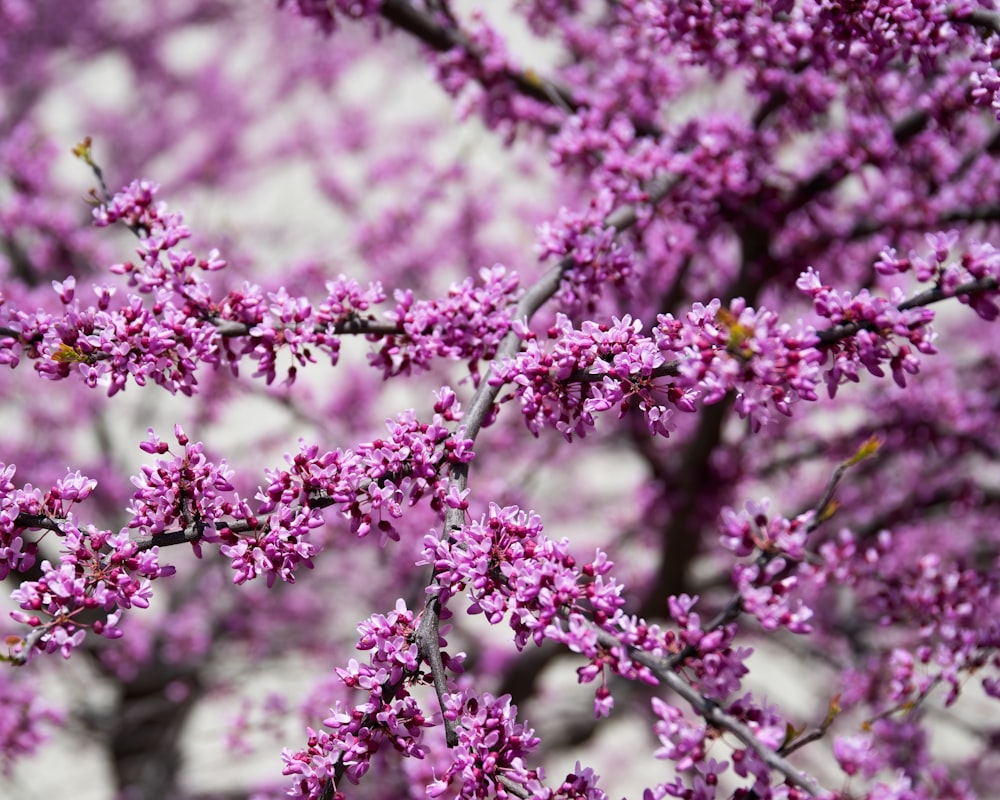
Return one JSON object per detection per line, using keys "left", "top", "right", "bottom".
{"left": 651, "top": 697, "right": 708, "bottom": 772}
{"left": 6, "top": 3, "right": 1000, "bottom": 799}
{"left": 371, "top": 265, "right": 520, "bottom": 383}
{"left": 436, "top": 690, "right": 542, "bottom": 799}
{"left": 282, "top": 599, "right": 447, "bottom": 797}
{"left": 0, "top": 671, "right": 62, "bottom": 775}
{"left": 128, "top": 426, "right": 236, "bottom": 537}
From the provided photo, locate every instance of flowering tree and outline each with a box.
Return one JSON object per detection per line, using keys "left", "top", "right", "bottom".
{"left": 4, "top": 1, "right": 1000, "bottom": 798}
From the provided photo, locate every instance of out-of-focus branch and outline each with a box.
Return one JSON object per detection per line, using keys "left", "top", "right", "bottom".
{"left": 952, "top": 8, "right": 1000, "bottom": 36}
{"left": 783, "top": 109, "right": 929, "bottom": 215}
{"left": 379, "top": 0, "right": 581, "bottom": 115}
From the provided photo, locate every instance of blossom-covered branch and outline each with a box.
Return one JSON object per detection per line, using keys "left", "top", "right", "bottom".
{"left": 5, "top": 2, "right": 1000, "bottom": 799}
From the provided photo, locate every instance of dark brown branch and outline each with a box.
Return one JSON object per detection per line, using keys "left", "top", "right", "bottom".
{"left": 938, "top": 204, "right": 1000, "bottom": 226}
{"left": 852, "top": 483, "right": 1000, "bottom": 543}
{"left": 848, "top": 203, "right": 1000, "bottom": 242}
{"left": 952, "top": 9, "right": 1000, "bottom": 36}
{"left": 10, "top": 513, "right": 65, "bottom": 535}
{"left": 379, "top": 0, "right": 581, "bottom": 115}
{"left": 784, "top": 109, "right": 929, "bottom": 214}
{"left": 211, "top": 315, "right": 401, "bottom": 338}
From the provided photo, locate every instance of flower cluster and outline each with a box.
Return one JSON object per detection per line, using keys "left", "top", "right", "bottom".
{"left": 370, "top": 265, "right": 520, "bottom": 383}
{"left": 0, "top": 672, "right": 62, "bottom": 775}
{"left": 215, "top": 275, "right": 388, "bottom": 385}
{"left": 129, "top": 425, "right": 236, "bottom": 537}
{"left": 8, "top": 523, "right": 175, "bottom": 662}
{"left": 720, "top": 500, "right": 816, "bottom": 634}
{"left": 2, "top": 181, "right": 525, "bottom": 395}
{"left": 422, "top": 503, "right": 624, "bottom": 651}
{"left": 0, "top": 179, "right": 221, "bottom": 394}
{"left": 651, "top": 690, "right": 804, "bottom": 800}
{"left": 799, "top": 267, "right": 939, "bottom": 395}
{"left": 725, "top": 696, "right": 795, "bottom": 796}
{"left": 431, "top": 690, "right": 542, "bottom": 799}
{"left": 94, "top": 179, "right": 222, "bottom": 294}
{"left": 644, "top": 757, "right": 730, "bottom": 800}
{"left": 874, "top": 236, "right": 1000, "bottom": 320}
{"left": 660, "top": 594, "right": 751, "bottom": 702}
{"left": 719, "top": 499, "right": 811, "bottom": 561}
{"left": 342, "top": 404, "right": 475, "bottom": 542}
{"left": 218, "top": 501, "right": 325, "bottom": 588}
{"left": 732, "top": 559, "right": 813, "bottom": 636}
{"left": 650, "top": 696, "right": 710, "bottom": 773}
{"left": 423, "top": 504, "right": 761, "bottom": 727}
{"left": 817, "top": 529, "right": 1000, "bottom": 708}
{"left": 22, "top": 276, "right": 220, "bottom": 396}
{"left": 0, "top": 464, "right": 47, "bottom": 581}
{"left": 282, "top": 600, "right": 438, "bottom": 797}
{"left": 284, "top": 643, "right": 541, "bottom": 800}
{"left": 281, "top": 597, "right": 551, "bottom": 800}
{"left": 535, "top": 188, "right": 639, "bottom": 309}
{"left": 667, "top": 299, "right": 823, "bottom": 430}
{"left": 0, "top": 464, "right": 180, "bottom": 662}
{"left": 523, "top": 763, "right": 608, "bottom": 800}
{"left": 426, "top": 502, "right": 665, "bottom": 719}
{"left": 970, "top": 65, "right": 1000, "bottom": 121}
{"left": 203, "top": 400, "right": 475, "bottom": 582}
{"left": 492, "top": 296, "right": 824, "bottom": 438}
{"left": 491, "top": 313, "right": 672, "bottom": 439}
{"left": 130, "top": 424, "right": 327, "bottom": 587}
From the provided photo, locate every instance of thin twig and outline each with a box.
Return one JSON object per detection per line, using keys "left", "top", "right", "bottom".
{"left": 591, "top": 625, "right": 825, "bottom": 796}
{"left": 815, "top": 275, "right": 1000, "bottom": 346}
